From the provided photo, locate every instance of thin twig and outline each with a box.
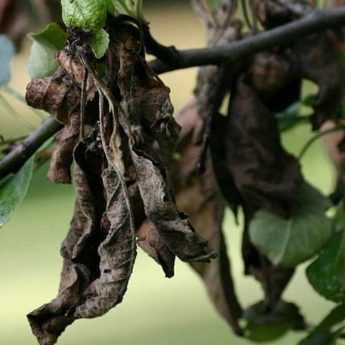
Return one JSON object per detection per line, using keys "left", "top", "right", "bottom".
{"left": 0, "top": 117, "right": 62, "bottom": 179}
{"left": 79, "top": 65, "right": 88, "bottom": 141}
{"left": 151, "top": 8, "right": 345, "bottom": 73}
{"left": 298, "top": 125, "right": 345, "bottom": 160}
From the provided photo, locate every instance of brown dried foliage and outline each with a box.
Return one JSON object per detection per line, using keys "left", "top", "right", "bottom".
{"left": 21, "top": 0, "right": 345, "bottom": 343}
{"left": 25, "top": 21, "right": 214, "bottom": 345}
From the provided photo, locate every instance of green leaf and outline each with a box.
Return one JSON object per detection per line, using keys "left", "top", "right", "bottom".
{"left": 298, "top": 332, "right": 336, "bottom": 345}
{"left": 0, "top": 35, "right": 15, "bottom": 87}
{"left": 108, "top": 0, "right": 144, "bottom": 19}
{"left": 302, "top": 94, "right": 318, "bottom": 108}
{"left": 307, "top": 232, "right": 345, "bottom": 303}
{"left": 333, "top": 205, "right": 345, "bottom": 234}
{"left": 207, "top": 0, "right": 224, "bottom": 10}
{"left": 244, "top": 301, "right": 305, "bottom": 343}
{"left": 27, "top": 23, "right": 67, "bottom": 79}
{"left": 336, "top": 233, "right": 345, "bottom": 289}
{"left": 298, "top": 304, "right": 345, "bottom": 345}
{"left": 62, "top": 0, "right": 108, "bottom": 32}
{"left": 89, "top": 29, "right": 110, "bottom": 59}
{"left": 276, "top": 102, "right": 308, "bottom": 132}
{"left": 250, "top": 183, "right": 332, "bottom": 267}
{"left": 0, "top": 159, "right": 34, "bottom": 227}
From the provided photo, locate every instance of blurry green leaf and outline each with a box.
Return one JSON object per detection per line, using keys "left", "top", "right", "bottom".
{"left": 302, "top": 94, "right": 318, "bottom": 108}
{"left": 298, "top": 304, "right": 345, "bottom": 345}
{"left": 333, "top": 205, "right": 345, "bottom": 234}
{"left": 298, "top": 332, "right": 336, "bottom": 345}
{"left": 207, "top": 0, "right": 224, "bottom": 10}
{"left": 245, "top": 301, "right": 305, "bottom": 343}
{"left": 330, "top": 205, "right": 345, "bottom": 289}
{"left": 108, "top": 0, "right": 144, "bottom": 18}
{"left": 27, "top": 23, "right": 67, "bottom": 79}
{"left": 307, "top": 232, "right": 345, "bottom": 303}
{"left": 336, "top": 233, "right": 345, "bottom": 289}
{"left": 0, "top": 35, "right": 15, "bottom": 87}
{"left": 89, "top": 29, "right": 110, "bottom": 59}
{"left": 276, "top": 102, "right": 309, "bottom": 132}
{"left": 30, "top": 23, "right": 66, "bottom": 49}
{"left": 250, "top": 183, "right": 332, "bottom": 267}
{"left": 317, "top": 304, "right": 345, "bottom": 331}
{"left": 62, "top": 0, "right": 108, "bottom": 32}
{"left": 0, "top": 158, "right": 34, "bottom": 227}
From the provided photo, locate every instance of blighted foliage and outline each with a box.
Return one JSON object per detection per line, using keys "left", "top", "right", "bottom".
{"left": 25, "top": 17, "right": 214, "bottom": 345}
{"left": 189, "top": 0, "right": 345, "bottom": 341}
{"left": 1, "top": 0, "right": 345, "bottom": 344}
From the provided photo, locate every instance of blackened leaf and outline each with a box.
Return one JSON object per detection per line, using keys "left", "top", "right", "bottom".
{"left": 250, "top": 182, "right": 332, "bottom": 267}
{"left": 28, "top": 23, "right": 67, "bottom": 79}
{"left": 225, "top": 78, "right": 303, "bottom": 217}
{"left": 137, "top": 221, "right": 175, "bottom": 278}
{"left": 306, "top": 232, "right": 345, "bottom": 303}
{"left": 0, "top": 158, "right": 33, "bottom": 227}
{"left": 209, "top": 112, "right": 242, "bottom": 218}
{"left": 0, "top": 34, "right": 14, "bottom": 86}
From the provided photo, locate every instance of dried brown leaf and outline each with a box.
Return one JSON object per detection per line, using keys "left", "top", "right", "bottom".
{"left": 292, "top": 32, "right": 344, "bottom": 129}
{"left": 137, "top": 221, "right": 175, "bottom": 278}
{"left": 173, "top": 98, "right": 243, "bottom": 334}
{"left": 225, "top": 77, "right": 303, "bottom": 216}
{"left": 48, "top": 111, "right": 80, "bottom": 184}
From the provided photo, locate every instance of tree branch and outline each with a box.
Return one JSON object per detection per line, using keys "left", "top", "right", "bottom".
{"left": 0, "top": 117, "right": 62, "bottom": 179}
{"left": 151, "top": 8, "right": 345, "bottom": 73}
{"left": 1, "top": 8, "right": 345, "bottom": 179}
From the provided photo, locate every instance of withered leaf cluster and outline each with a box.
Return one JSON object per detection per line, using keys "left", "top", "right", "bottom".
{"left": 22, "top": 0, "right": 345, "bottom": 343}
{"left": 186, "top": 0, "right": 345, "bottom": 335}
{"left": 25, "top": 19, "right": 214, "bottom": 345}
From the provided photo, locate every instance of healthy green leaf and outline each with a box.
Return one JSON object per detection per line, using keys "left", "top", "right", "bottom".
{"left": 27, "top": 23, "right": 67, "bottom": 79}
{"left": 307, "top": 232, "right": 345, "bottom": 303}
{"left": 0, "top": 159, "right": 34, "bottom": 227}
{"left": 89, "top": 29, "right": 110, "bottom": 59}
{"left": 0, "top": 35, "right": 15, "bottom": 87}
{"left": 250, "top": 183, "right": 332, "bottom": 267}
{"left": 62, "top": 0, "right": 108, "bottom": 32}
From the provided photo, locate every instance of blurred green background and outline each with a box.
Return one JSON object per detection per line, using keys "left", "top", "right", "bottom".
{"left": 0, "top": 2, "right": 338, "bottom": 345}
